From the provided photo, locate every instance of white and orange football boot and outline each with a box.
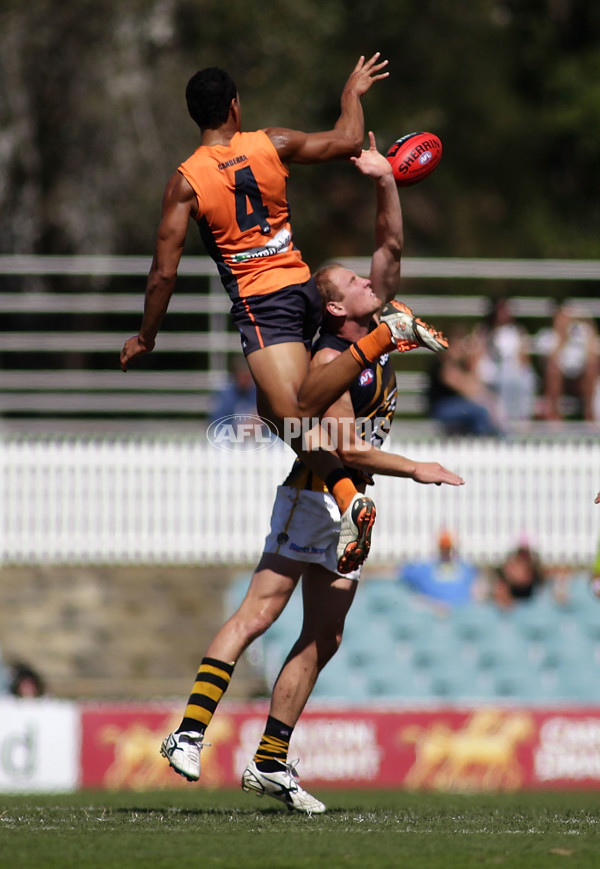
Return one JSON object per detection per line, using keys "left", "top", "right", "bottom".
{"left": 380, "top": 299, "right": 449, "bottom": 353}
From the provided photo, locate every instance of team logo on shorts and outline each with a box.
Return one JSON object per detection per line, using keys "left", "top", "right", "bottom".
{"left": 277, "top": 532, "right": 289, "bottom": 545}
{"left": 359, "top": 368, "right": 374, "bottom": 386}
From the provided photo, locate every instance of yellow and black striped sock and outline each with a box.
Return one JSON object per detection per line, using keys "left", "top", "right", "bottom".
{"left": 254, "top": 715, "right": 294, "bottom": 772}
{"left": 177, "top": 657, "right": 234, "bottom": 735}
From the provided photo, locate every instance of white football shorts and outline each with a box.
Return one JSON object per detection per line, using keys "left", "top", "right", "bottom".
{"left": 262, "top": 485, "right": 362, "bottom": 581}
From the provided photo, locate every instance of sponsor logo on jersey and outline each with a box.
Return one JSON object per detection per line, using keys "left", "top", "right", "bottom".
{"left": 359, "top": 368, "right": 374, "bottom": 387}
{"left": 231, "top": 227, "right": 290, "bottom": 263}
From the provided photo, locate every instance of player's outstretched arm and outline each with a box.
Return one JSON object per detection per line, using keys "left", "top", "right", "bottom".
{"left": 266, "top": 52, "right": 389, "bottom": 164}
{"left": 351, "top": 131, "right": 403, "bottom": 304}
{"left": 340, "top": 442, "right": 465, "bottom": 487}
{"left": 120, "top": 172, "right": 196, "bottom": 372}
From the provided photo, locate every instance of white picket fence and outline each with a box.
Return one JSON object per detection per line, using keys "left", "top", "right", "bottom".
{"left": 1, "top": 435, "right": 599, "bottom": 567}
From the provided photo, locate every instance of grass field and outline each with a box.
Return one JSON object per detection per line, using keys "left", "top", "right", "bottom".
{"left": 2, "top": 789, "right": 600, "bottom": 868}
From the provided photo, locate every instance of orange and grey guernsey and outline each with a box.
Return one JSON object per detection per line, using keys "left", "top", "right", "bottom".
{"left": 178, "top": 130, "right": 310, "bottom": 302}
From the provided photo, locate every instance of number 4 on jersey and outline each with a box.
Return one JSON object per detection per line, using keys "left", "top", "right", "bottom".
{"left": 234, "top": 166, "right": 271, "bottom": 235}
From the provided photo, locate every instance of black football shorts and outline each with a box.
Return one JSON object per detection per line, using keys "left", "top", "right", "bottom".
{"left": 230, "top": 278, "right": 322, "bottom": 356}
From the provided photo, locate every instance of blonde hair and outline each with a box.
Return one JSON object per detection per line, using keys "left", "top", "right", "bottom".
{"left": 313, "top": 263, "right": 345, "bottom": 310}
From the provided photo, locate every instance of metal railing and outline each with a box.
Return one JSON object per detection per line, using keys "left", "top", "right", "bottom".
{"left": 2, "top": 256, "right": 600, "bottom": 418}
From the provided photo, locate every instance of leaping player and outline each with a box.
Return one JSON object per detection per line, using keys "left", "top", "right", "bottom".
{"left": 120, "top": 57, "right": 448, "bottom": 576}
{"left": 159, "top": 133, "right": 463, "bottom": 813}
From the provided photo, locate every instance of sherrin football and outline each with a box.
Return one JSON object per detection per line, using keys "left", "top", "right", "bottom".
{"left": 385, "top": 132, "right": 442, "bottom": 187}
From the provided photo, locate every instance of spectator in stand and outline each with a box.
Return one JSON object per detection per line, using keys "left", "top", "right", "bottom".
{"left": 490, "top": 538, "right": 546, "bottom": 609}
{"left": 210, "top": 355, "right": 258, "bottom": 424}
{"left": 427, "top": 326, "right": 502, "bottom": 436}
{"left": 8, "top": 662, "right": 46, "bottom": 697}
{"left": 472, "top": 296, "right": 536, "bottom": 425}
{"left": 398, "top": 530, "right": 480, "bottom": 608}
{"left": 536, "top": 300, "right": 599, "bottom": 422}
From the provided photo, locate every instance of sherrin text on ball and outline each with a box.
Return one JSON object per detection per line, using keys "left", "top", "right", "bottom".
{"left": 385, "top": 132, "right": 442, "bottom": 186}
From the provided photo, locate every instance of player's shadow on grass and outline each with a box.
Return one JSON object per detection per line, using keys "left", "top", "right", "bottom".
{"left": 112, "top": 806, "right": 299, "bottom": 816}
{"left": 112, "top": 806, "right": 345, "bottom": 818}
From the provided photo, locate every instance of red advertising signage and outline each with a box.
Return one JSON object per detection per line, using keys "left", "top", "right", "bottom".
{"left": 80, "top": 701, "right": 600, "bottom": 792}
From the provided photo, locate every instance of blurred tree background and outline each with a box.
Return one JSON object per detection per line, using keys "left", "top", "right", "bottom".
{"left": 1, "top": 0, "right": 600, "bottom": 271}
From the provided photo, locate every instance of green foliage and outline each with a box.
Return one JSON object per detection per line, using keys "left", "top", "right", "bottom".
{"left": 1, "top": 0, "right": 600, "bottom": 263}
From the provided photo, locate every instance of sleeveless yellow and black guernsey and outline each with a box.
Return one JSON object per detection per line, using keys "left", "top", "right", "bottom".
{"left": 283, "top": 324, "right": 397, "bottom": 492}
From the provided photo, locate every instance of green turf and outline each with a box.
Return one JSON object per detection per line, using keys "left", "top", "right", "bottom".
{"left": 1, "top": 789, "right": 600, "bottom": 869}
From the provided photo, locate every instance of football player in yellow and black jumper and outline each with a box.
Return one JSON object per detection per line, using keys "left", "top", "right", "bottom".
{"left": 160, "top": 133, "right": 464, "bottom": 813}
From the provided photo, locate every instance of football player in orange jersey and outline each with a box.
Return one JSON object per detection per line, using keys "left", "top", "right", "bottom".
{"left": 120, "top": 54, "right": 447, "bottom": 574}
{"left": 159, "top": 135, "right": 462, "bottom": 813}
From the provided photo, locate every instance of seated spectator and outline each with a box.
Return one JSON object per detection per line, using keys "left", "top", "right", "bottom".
{"left": 536, "top": 300, "right": 599, "bottom": 422}
{"left": 427, "top": 327, "right": 502, "bottom": 436}
{"left": 398, "top": 530, "right": 480, "bottom": 607}
{"left": 491, "top": 539, "right": 546, "bottom": 609}
{"left": 8, "top": 661, "right": 46, "bottom": 697}
{"left": 472, "top": 296, "right": 536, "bottom": 424}
{"left": 211, "top": 355, "right": 258, "bottom": 423}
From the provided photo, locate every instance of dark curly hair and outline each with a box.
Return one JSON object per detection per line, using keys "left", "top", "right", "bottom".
{"left": 186, "top": 68, "right": 238, "bottom": 130}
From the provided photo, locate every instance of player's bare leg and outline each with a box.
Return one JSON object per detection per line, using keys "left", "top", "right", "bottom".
{"left": 204, "top": 555, "right": 303, "bottom": 663}
{"left": 242, "top": 564, "right": 357, "bottom": 813}
{"left": 293, "top": 308, "right": 446, "bottom": 418}
{"left": 269, "top": 566, "right": 357, "bottom": 724}
{"left": 245, "top": 341, "right": 345, "bottom": 423}
{"left": 162, "top": 555, "right": 302, "bottom": 781}
{"left": 247, "top": 331, "right": 417, "bottom": 424}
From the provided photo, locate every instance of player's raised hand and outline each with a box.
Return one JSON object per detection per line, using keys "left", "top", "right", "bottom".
{"left": 412, "top": 462, "right": 465, "bottom": 487}
{"left": 351, "top": 131, "right": 393, "bottom": 179}
{"left": 344, "top": 52, "right": 389, "bottom": 97}
{"left": 595, "top": 491, "right": 600, "bottom": 504}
